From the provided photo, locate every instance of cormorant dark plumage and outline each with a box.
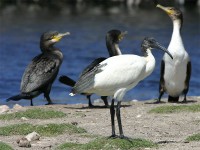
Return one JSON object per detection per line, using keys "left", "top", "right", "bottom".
{"left": 70, "top": 37, "right": 173, "bottom": 138}
{"left": 59, "top": 29, "right": 126, "bottom": 107}
{"left": 156, "top": 4, "right": 191, "bottom": 103}
{"left": 7, "top": 31, "right": 70, "bottom": 106}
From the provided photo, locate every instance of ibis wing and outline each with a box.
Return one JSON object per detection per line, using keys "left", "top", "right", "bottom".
{"left": 72, "top": 55, "right": 146, "bottom": 94}
{"left": 80, "top": 57, "right": 106, "bottom": 76}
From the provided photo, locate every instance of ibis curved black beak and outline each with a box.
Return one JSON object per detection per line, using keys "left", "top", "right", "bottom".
{"left": 152, "top": 41, "right": 173, "bottom": 59}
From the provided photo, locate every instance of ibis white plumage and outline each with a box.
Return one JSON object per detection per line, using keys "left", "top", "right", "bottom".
{"left": 59, "top": 30, "right": 127, "bottom": 107}
{"left": 70, "top": 37, "right": 173, "bottom": 138}
{"left": 156, "top": 4, "right": 191, "bottom": 103}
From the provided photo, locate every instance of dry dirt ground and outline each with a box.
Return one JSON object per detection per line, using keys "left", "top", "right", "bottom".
{"left": 0, "top": 96, "right": 200, "bottom": 150}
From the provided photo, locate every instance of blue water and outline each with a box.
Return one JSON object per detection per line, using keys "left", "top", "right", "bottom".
{"left": 0, "top": 5, "right": 199, "bottom": 107}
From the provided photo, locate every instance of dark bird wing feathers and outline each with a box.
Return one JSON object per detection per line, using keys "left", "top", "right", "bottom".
{"left": 72, "top": 58, "right": 106, "bottom": 94}
{"left": 80, "top": 57, "right": 106, "bottom": 76}
{"left": 21, "top": 54, "right": 59, "bottom": 93}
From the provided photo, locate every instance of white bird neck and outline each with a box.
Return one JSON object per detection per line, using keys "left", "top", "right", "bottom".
{"left": 144, "top": 49, "right": 156, "bottom": 78}
{"left": 169, "top": 20, "right": 183, "bottom": 49}
{"left": 113, "top": 43, "right": 122, "bottom": 55}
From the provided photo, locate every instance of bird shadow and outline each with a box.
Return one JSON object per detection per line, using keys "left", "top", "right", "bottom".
{"left": 144, "top": 99, "right": 197, "bottom": 105}
{"left": 63, "top": 104, "right": 132, "bottom": 110}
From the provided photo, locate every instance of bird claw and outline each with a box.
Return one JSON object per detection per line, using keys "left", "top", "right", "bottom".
{"left": 109, "top": 134, "right": 118, "bottom": 139}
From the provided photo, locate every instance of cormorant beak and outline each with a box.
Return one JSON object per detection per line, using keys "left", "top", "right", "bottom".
{"left": 152, "top": 41, "right": 173, "bottom": 59}
{"left": 156, "top": 4, "right": 173, "bottom": 15}
{"left": 118, "top": 31, "right": 128, "bottom": 41}
{"left": 52, "top": 32, "right": 70, "bottom": 42}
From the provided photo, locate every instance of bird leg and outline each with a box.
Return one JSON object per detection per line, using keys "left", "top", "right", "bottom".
{"left": 30, "top": 99, "right": 33, "bottom": 106}
{"left": 116, "top": 101, "right": 124, "bottom": 138}
{"left": 87, "top": 95, "right": 94, "bottom": 107}
{"left": 44, "top": 93, "right": 53, "bottom": 105}
{"left": 101, "top": 96, "right": 109, "bottom": 107}
{"left": 110, "top": 98, "right": 116, "bottom": 138}
{"left": 182, "top": 94, "right": 187, "bottom": 103}
{"left": 156, "top": 91, "right": 164, "bottom": 103}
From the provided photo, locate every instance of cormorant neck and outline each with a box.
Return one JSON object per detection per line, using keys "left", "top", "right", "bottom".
{"left": 106, "top": 40, "right": 122, "bottom": 57}
{"left": 170, "top": 19, "right": 183, "bottom": 47}
{"left": 40, "top": 42, "right": 56, "bottom": 53}
{"left": 172, "top": 19, "right": 182, "bottom": 34}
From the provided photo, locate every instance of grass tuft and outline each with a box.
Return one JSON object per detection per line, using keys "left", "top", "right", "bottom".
{"left": 57, "top": 137, "right": 157, "bottom": 150}
{"left": 0, "top": 142, "right": 13, "bottom": 150}
{"left": 0, "top": 108, "right": 66, "bottom": 120}
{"left": 186, "top": 133, "right": 200, "bottom": 141}
{"left": 149, "top": 104, "right": 200, "bottom": 114}
{"left": 0, "top": 123, "right": 86, "bottom": 136}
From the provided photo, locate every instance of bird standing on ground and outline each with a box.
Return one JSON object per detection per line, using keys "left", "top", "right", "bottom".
{"left": 59, "top": 30, "right": 126, "bottom": 107}
{"left": 156, "top": 4, "right": 191, "bottom": 103}
{"left": 70, "top": 37, "right": 173, "bottom": 138}
{"left": 7, "top": 31, "right": 70, "bottom": 106}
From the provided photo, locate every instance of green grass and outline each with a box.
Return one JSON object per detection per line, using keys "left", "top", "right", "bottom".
{"left": 149, "top": 104, "right": 200, "bottom": 114}
{"left": 0, "top": 142, "right": 13, "bottom": 150}
{"left": 57, "top": 137, "right": 157, "bottom": 150}
{"left": 186, "top": 133, "right": 200, "bottom": 141}
{"left": 0, "top": 108, "right": 66, "bottom": 120}
{"left": 0, "top": 123, "right": 86, "bottom": 136}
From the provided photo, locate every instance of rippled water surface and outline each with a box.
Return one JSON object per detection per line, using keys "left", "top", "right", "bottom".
{"left": 0, "top": 4, "right": 199, "bottom": 106}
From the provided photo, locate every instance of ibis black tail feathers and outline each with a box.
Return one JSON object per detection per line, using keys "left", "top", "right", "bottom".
{"left": 59, "top": 75, "right": 76, "bottom": 87}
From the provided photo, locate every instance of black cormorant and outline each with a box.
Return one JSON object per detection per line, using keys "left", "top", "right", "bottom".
{"left": 59, "top": 29, "right": 126, "bottom": 107}
{"left": 7, "top": 31, "right": 70, "bottom": 106}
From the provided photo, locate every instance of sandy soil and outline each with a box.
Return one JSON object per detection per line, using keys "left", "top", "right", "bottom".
{"left": 0, "top": 96, "right": 200, "bottom": 150}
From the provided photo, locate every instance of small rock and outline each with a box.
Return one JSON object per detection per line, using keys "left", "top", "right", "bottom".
{"left": 0, "top": 105, "right": 10, "bottom": 114}
{"left": 76, "top": 110, "right": 91, "bottom": 112}
{"left": 131, "top": 99, "right": 138, "bottom": 102}
{"left": 17, "top": 137, "right": 31, "bottom": 148}
{"left": 71, "top": 122, "right": 78, "bottom": 126}
{"left": 13, "top": 104, "right": 23, "bottom": 110}
{"left": 136, "top": 114, "right": 142, "bottom": 118}
{"left": 25, "top": 131, "right": 40, "bottom": 141}
{"left": 21, "top": 117, "right": 29, "bottom": 121}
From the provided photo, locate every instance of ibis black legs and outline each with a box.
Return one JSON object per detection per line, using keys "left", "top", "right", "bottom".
{"left": 116, "top": 101, "right": 124, "bottom": 138}
{"left": 110, "top": 99, "right": 116, "bottom": 137}
{"left": 110, "top": 99, "right": 124, "bottom": 138}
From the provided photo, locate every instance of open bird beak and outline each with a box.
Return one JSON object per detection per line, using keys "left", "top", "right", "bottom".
{"left": 152, "top": 41, "right": 173, "bottom": 59}
{"left": 119, "top": 31, "right": 128, "bottom": 41}
{"left": 156, "top": 4, "right": 173, "bottom": 15}
{"left": 52, "top": 32, "right": 70, "bottom": 42}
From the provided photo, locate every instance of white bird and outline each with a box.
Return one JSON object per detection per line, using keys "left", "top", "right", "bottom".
{"left": 156, "top": 4, "right": 191, "bottom": 103}
{"left": 70, "top": 37, "right": 173, "bottom": 138}
{"left": 59, "top": 30, "right": 127, "bottom": 107}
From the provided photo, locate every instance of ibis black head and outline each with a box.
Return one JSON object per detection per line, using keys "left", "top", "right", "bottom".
{"left": 106, "top": 30, "right": 127, "bottom": 44}
{"left": 157, "top": 4, "right": 183, "bottom": 23}
{"left": 141, "top": 37, "right": 173, "bottom": 59}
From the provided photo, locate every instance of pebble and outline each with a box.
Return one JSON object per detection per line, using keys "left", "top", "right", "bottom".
{"left": 0, "top": 105, "right": 10, "bottom": 114}
{"left": 25, "top": 131, "right": 40, "bottom": 141}
{"left": 21, "top": 117, "right": 29, "bottom": 121}
{"left": 17, "top": 137, "right": 31, "bottom": 148}
{"left": 13, "top": 104, "right": 23, "bottom": 111}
